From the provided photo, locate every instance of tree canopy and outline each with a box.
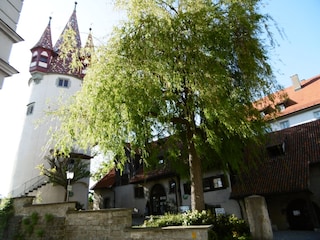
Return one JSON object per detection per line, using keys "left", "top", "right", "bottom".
{"left": 53, "top": 0, "right": 282, "bottom": 210}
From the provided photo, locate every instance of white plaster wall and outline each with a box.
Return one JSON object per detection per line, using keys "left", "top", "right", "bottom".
{"left": 0, "top": 0, "right": 23, "bottom": 88}
{"left": 0, "top": 0, "right": 23, "bottom": 30}
{"left": 10, "top": 73, "right": 88, "bottom": 206}
{"left": 270, "top": 107, "right": 320, "bottom": 131}
{"left": 180, "top": 170, "right": 241, "bottom": 216}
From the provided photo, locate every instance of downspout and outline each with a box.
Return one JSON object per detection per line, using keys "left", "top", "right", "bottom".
{"left": 112, "top": 187, "right": 116, "bottom": 208}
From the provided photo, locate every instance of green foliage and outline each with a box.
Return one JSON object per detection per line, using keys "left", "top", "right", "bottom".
{"left": 37, "top": 152, "right": 90, "bottom": 196}
{"left": 35, "top": 228, "right": 45, "bottom": 238}
{"left": 143, "top": 211, "right": 251, "bottom": 240}
{"left": 18, "top": 212, "right": 54, "bottom": 239}
{"left": 53, "top": 0, "right": 283, "bottom": 210}
{"left": 0, "top": 198, "right": 14, "bottom": 240}
{"left": 44, "top": 213, "right": 54, "bottom": 223}
{"left": 22, "top": 212, "right": 39, "bottom": 236}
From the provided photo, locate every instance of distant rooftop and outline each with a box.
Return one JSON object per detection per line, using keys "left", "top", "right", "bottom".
{"left": 257, "top": 74, "right": 320, "bottom": 119}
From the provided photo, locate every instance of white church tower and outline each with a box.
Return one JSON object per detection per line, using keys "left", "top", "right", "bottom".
{"left": 10, "top": 3, "right": 93, "bottom": 208}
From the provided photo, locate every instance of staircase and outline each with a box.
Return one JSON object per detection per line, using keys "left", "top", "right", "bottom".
{"left": 9, "top": 175, "right": 48, "bottom": 197}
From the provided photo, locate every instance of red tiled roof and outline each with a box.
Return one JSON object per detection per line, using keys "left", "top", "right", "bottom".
{"left": 91, "top": 169, "right": 116, "bottom": 190}
{"left": 129, "top": 168, "right": 176, "bottom": 184}
{"left": 231, "top": 120, "right": 320, "bottom": 198}
{"left": 32, "top": 17, "right": 53, "bottom": 50}
{"left": 257, "top": 74, "right": 320, "bottom": 119}
{"left": 49, "top": 6, "right": 82, "bottom": 77}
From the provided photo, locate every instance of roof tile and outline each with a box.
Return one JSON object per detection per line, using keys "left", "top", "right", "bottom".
{"left": 231, "top": 120, "right": 320, "bottom": 198}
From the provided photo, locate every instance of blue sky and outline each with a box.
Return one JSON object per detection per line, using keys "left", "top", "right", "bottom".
{"left": 0, "top": 0, "right": 319, "bottom": 197}
{"left": 263, "top": 0, "right": 320, "bottom": 86}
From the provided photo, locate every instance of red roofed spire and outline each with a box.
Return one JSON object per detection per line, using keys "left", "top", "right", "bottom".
{"left": 53, "top": 2, "right": 81, "bottom": 51}
{"left": 29, "top": 17, "right": 54, "bottom": 74}
{"left": 32, "top": 17, "right": 53, "bottom": 50}
{"left": 80, "top": 28, "right": 95, "bottom": 77}
{"left": 49, "top": 2, "right": 82, "bottom": 77}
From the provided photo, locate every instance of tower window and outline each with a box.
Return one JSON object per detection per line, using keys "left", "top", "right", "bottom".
{"left": 39, "top": 51, "right": 49, "bottom": 63}
{"left": 30, "top": 52, "right": 38, "bottom": 67}
{"left": 57, "top": 78, "right": 70, "bottom": 88}
{"left": 26, "top": 102, "right": 35, "bottom": 115}
{"left": 39, "top": 55, "right": 48, "bottom": 63}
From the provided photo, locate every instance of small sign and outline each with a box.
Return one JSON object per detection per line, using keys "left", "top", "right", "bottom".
{"left": 215, "top": 208, "right": 225, "bottom": 215}
{"left": 67, "top": 185, "right": 72, "bottom": 191}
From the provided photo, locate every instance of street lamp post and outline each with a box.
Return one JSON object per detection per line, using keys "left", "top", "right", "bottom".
{"left": 66, "top": 170, "right": 74, "bottom": 202}
{"left": 66, "top": 160, "right": 75, "bottom": 202}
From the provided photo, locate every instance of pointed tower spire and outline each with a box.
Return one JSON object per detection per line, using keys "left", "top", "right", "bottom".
{"left": 32, "top": 17, "right": 53, "bottom": 50}
{"left": 53, "top": 2, "right": 81, "bottom": 52}
{"left": 49, "top": 2, "right": 82, "bottom": 77}
{"left": 81, "top": 28, "right": 95, "bottom": 76}
{"left": 29, "top": 16, "right": 54, "bottom": 75}
{"left": 85, "top": 28, "right": 94, "bottom": 49}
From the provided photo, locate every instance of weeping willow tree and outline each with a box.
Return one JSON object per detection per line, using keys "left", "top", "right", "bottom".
{"left": 53, "top": 0, "right": 282, "bottom": 211}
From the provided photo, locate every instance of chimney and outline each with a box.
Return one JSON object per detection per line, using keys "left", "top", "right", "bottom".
{"left": 291, "top": 74, "right": 301, "bottom": 91}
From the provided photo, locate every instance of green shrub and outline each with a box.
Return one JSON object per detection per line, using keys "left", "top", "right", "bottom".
{"left": 143, "top": 211, "right": 252, "bottom": 240}
{"left": 22, "top": 212, "right": 39, "bottom": 236}
{"left": 0, "top": 198, "right": 14, "bottom": 239}
{"left": 44, "top": 213, "right": 54, "bottom": 223}
{"left": 35, "top": 228, "right": 45, "bottom": 238}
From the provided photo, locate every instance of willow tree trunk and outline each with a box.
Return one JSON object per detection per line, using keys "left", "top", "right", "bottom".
{"left": 187, "top": 134, "right": 205, "bottom": 211}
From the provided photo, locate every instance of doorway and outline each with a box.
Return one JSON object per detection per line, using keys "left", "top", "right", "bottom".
{"left": 286, "top": 199, "right": 314, "bottom": 230}
{"left": 150, "top": 184, "right": 167, "bottom": 215}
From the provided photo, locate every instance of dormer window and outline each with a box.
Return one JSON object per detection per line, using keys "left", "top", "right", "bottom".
{"left": 267, "top": 141, "right": 285, "bottom": 157}
{"left": 39, "top": 55, "right": 48, "bottom": 63}
{"left": 260, "top": 105, "right": 275, "bottom": 117}
{"left": 39, "top": 51, "right": 49, "bottom": 68}
{"left": 277, "top": 103, "right": 286, "bottom": 112}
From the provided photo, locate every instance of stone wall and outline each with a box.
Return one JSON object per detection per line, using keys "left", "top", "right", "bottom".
{"left": 6, "top": 197, "right": 211, "bottom": 240}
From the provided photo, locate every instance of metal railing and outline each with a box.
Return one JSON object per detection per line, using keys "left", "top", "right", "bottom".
{"left": 9, "top": 175, "right": 48, "bottom": 197}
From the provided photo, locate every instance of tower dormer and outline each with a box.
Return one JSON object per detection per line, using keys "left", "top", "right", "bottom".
{"left": 29, "top": 17, "right": 53, "bottom": 77}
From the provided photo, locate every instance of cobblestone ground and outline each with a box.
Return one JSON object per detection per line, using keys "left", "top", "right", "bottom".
{"left": 273, "top": 231, "right": 320, "bottom": 240}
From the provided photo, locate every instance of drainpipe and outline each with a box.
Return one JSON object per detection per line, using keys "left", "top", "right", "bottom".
{"left": 112, "top": 188, "right": 116, "bottom": 208}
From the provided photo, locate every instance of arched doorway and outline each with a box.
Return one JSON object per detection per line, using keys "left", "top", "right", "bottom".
{"left": 286, "top": 199, "right": 314, "bottom": 230}
{"left": 150, "top": 184, "right": 167, "bottom": 215}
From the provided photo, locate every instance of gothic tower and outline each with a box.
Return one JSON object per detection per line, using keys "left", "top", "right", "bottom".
{"left": 10, "top": 3, "right": 93, "bottom": 208}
